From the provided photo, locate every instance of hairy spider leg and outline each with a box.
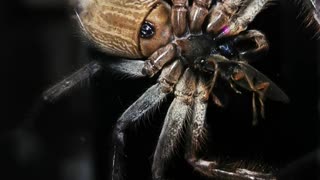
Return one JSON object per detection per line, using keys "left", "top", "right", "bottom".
{"left": 184, "top": 74, "right": 254, "bottom": 179}
{"left": 152, "top": 68, "right": 196, "bottom": 180}
{"left": 210, "top": 167, "right": 276, "bottom": 180}
{"left": 206, "top": 0, "right": 243, "bottom": 34}
{"left": 112, "top": 60, "right": 184, "bottom": 180}
{"left": 185, "top": 76, "right": 218, "bottom": 176}
{"left": 294, "top": 0, "right": 320, "bottom": 37}
{"left": 189, "top": 0, "right": 212, "bottom": 33}
{"left": 42, "top": 59, "right": 146, "bottom": 103}
{"left": 216, "top": 0, "right": 272, "bottom": 38}
{"left": 42, "top": 61, "right": 103, "bottom": 103}
{"left": 105, "top": 59, "right": 146, "bottom": 78}
{"left": 171, "top": 0, "right": 189, "bottom": 37}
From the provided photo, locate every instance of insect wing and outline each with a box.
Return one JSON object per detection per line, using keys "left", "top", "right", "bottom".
{"left": 213, "top": 56, "right": 289, "bottom": 103}
{"left": 238, "top": 62, "right": 289, "bottom": 103}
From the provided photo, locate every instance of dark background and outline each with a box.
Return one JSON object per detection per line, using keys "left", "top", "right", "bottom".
{"left": 1, "top": 0, "right": 319, "bottom": 180}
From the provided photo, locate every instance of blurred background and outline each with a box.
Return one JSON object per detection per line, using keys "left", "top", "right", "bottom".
{"left": 1, "top": 0, "right": 319, "bottom": 180}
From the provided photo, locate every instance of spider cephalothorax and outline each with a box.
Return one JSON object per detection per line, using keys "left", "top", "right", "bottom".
{"left": 45, "top": 0, "right": 290, "bottom": 179}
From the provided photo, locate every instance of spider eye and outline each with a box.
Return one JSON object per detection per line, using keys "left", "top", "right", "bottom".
{"left": 140, "top": 21, "right": 155, "bottom": 38}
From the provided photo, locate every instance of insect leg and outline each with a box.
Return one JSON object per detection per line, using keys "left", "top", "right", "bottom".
{"left": 189, "top": 0, "right": 212, "bottom": 33}
{"left": 171, "top": 0, "right": 189, "bottom": 37}
{"left": 42, "top": 61, "right": 102, "bottom": 103}
{"left": 234, "top": 70, "right": 269, "bottom": 124}
{"left": 112, "top": 60, "right": 184, "bottom": 180}
{"left": 255, "top": 82, "right": 271, "bottom": 119}
{"left": 152, "top": 68, "right": 196, "bottom": 180}
{"left": 142, "top": 43, "right": 176, "bottom": 77}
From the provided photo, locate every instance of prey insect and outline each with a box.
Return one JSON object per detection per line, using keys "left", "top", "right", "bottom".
{"left": 43, "top": 0, "right": 291, "bottom": 179}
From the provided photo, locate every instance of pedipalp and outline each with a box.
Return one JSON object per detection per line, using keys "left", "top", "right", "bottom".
{"left": 142, "top": 43, "right": 177, "bottom": 77}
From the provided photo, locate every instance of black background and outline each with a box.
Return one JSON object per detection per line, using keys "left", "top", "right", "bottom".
{"left": 1, "top": 0, "right": 319, "bottom": 180}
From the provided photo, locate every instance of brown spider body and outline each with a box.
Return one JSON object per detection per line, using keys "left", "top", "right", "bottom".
{"left": 59, "top": 0, "right": 291, "bottom": 179}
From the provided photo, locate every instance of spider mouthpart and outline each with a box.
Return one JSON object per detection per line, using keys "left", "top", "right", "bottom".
{"left": 140, "top": 21, "right": 155, "bottom": 38}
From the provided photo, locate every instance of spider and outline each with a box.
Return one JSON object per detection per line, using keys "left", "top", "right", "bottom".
{"left": 42, "top": 0, "right": 293, "bottom": 179}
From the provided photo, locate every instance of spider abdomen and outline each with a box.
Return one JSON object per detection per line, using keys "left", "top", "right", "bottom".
{"left": 77, "top": 0, "right": 172, "bottom": 59}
